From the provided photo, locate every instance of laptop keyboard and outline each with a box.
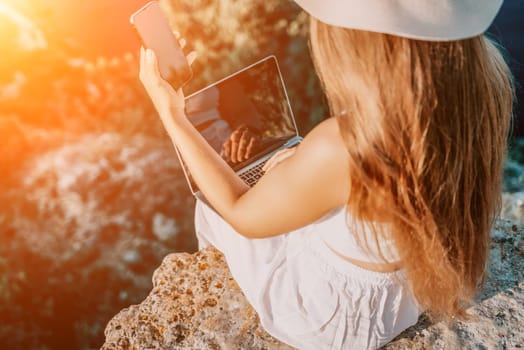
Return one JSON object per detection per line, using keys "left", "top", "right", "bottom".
{"left": 239, "top": 161, "right": 266, "bottom": 187}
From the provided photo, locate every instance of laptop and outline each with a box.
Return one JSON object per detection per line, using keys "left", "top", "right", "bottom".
{"left": 175, "top": 55, "right": 302, "bottom": 203}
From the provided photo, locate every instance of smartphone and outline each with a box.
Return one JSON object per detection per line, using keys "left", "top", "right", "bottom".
{"left": 130, "top": 1, "right": 193, "bottom": 90}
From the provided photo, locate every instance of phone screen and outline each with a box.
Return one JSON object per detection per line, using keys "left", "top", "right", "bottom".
{"left": 130, "top": 1, "right": 193, "bottom": 89}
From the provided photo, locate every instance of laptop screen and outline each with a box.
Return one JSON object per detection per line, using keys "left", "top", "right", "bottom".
{"left": 184, "top": 56, "right": 298, "bottom": 175}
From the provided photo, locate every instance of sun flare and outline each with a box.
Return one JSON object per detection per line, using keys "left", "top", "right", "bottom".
{"left": 0, "top": 1, "right": 47, "bottom": 51}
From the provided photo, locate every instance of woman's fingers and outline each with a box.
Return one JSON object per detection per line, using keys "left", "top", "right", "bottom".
{"left": 142, "top": 48, "right": 165, "bottom": 89}
{"left": 262, "top": 147, "right": 296, "bottom": 172}
{"left": 139, "top": 47, "right": 148, "bottom": 82}
{"left": 176, "top": 35, "right": 196, "bottom": 64}
{"left": 187, "top": 51, "right": 197, "bottom": 66}
{"left": 263, "top": 152, "right": 281, "bottom": 172}
{"left": 137, "top": 45, "right": 188, "bottom": 116}
{"left": 140, "top": 46, "right": 146, "bottom": 69}
{"left": 140, "top": 47, "right": 155, "bottom": 77}
{"left": 140, "top": 46, "right": 196, "bottom": 86}
{"left": 146, "top": 48, "right": 159, "bottom": 74}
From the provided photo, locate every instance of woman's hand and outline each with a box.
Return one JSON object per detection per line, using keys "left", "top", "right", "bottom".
{"left": 139, "top": 35, "right": 197, "bottom": 126}
{"left": 262, "top": 146, "right": 297, "bottom": 173}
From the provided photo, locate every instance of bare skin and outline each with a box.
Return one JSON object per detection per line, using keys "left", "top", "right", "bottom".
{"left": 139, "top": 43, "right": 400, "bottom": 272}
{"left": 262, "top": 146, "right": 297, "bottom": 172}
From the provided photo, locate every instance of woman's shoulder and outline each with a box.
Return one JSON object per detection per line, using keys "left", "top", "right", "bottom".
{"left": 300, "top": 117, "right": 348, "bottom": 161}
{"left": 308, "top": 116, "right": 341, "bottom": 135}
{"left": 291, "top": 116, "right": 350, "bottom": 206}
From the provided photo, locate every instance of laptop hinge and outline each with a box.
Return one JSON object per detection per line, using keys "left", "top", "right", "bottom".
{"left": 284, "top": 135, "right": 303, "bottom": 148}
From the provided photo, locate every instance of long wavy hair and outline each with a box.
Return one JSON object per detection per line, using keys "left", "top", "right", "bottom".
{"left": 309, "top": 17, "right": 513, "bottom": 319}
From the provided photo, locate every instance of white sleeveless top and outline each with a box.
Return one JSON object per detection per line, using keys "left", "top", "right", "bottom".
{"left": 317, "top": 207, "right": 400, "bottom": 264}
{"left": 195, "top": 201, "right": 420, "bottom": 349}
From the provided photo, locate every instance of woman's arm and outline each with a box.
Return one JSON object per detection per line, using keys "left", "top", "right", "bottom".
{"left": 140, "top": 48, "right": 349, "bottom": 238}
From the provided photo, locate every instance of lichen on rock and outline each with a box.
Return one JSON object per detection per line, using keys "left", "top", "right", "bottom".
{"left": 102, "top": 247, "right": 293, "bottom": 350}
{"left": 102, "top": 221, "right": 523, "bottom": 350}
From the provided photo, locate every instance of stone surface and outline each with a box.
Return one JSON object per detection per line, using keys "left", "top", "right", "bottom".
{"left": 384, "top": 220, "right": 524, "bottom": 350}
{"left": 101, "top": 248, "right": 293, "bottom": 350}
{"left": 102, "top": 221, "right": 523, "bottom": 350}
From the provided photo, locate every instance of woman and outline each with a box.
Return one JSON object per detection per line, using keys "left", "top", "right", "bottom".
{"left": 139, "top": 1, "right": 513, "bottom": 348}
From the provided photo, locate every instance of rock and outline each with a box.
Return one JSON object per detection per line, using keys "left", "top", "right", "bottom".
{"left": 102, "top": 248, "right": 293, "bottom": 350}
{"left": 102, "top": 222, "right": 524, "bottom": 350}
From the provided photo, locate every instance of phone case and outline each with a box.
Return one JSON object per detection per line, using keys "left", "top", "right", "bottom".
{"left": 130, "top": 1, "right": 193, "bottom": 89}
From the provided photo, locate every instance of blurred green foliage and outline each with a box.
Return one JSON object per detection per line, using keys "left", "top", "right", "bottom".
{"left": 0, "top": 0, "right": 328, "bottom": 188}
{"left": 160, "top": 0, "right": 327, "bottom": 132}
{"left": 508, "top": 138, "right": 524, "bottom": 164}
{"left": 504, "top": 137, "right": 524, "bottom": 192}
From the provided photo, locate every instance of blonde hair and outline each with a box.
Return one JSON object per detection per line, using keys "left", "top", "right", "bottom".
{"left": 310, "top": 18, "right": 513, "bottom": 319}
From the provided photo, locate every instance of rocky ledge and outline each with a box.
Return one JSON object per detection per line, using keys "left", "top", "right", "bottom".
{"left": 101, "top": 220, "right": 523, "bottom": 350}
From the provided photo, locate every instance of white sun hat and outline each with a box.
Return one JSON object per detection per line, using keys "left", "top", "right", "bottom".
{"left": 295, "top": 0, "right": 503, "bottom": 41}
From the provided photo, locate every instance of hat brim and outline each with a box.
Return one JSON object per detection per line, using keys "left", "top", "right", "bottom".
{"left": 295, "top": 0, "right": 503, "bottom": 41}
